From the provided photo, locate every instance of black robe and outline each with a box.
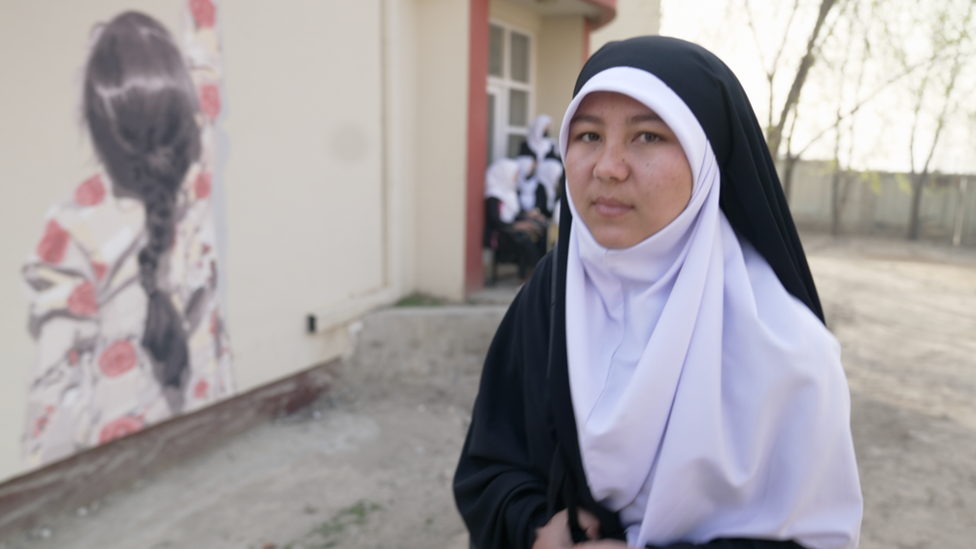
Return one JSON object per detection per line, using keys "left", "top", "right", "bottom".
{"left": 518, "top": 140, "right": 561, "bottom": 163}
{"left": 518, "top": 140, "right": 562, "bottom": 218}
{"left": 454, "top": 229, "right": 804, "bottom": 549}
{"left": 455, "top": 36, "right": 827, "bottom": 549}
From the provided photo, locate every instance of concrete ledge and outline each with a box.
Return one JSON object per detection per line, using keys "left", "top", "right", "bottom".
{"left": 0, "top": 361, "right": 336, "bottom": 537}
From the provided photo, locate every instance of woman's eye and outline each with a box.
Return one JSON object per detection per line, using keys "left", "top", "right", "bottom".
{"left": 576, "top": 131, "right": 600, "bottom": 143}
{"left": 637, "top": 132, "right": 661, "bottom": 143}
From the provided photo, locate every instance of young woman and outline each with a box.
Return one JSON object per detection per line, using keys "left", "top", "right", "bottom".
{"left": 455, "top": 36, "right": 862, "bottom": 549}
{"left": 22, "top": 11, "right": 234, "bottom": 467}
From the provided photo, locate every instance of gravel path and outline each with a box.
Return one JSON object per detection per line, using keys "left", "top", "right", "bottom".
{"left": 2, "top": 234, "right": 974, "bottom": 549}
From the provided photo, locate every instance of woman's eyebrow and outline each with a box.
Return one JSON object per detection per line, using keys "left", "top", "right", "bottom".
{"left": 630, "top": 113, "right": 663, "bottom": 124}
{"left": 570, "top": 113, "right": 603, "bottom": 125}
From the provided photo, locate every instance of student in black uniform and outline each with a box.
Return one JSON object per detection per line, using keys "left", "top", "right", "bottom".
{"left": 455, "top": 36, "right": 862, "bottom": 549}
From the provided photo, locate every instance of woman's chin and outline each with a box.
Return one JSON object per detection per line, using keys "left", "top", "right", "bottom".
{"left": 590, "top": 227, "right": 643, "bottom": 250}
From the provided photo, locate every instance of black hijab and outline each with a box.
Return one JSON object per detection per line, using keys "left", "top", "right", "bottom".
{"left": 562, "top": 35, "right": 823, "bottom": 322}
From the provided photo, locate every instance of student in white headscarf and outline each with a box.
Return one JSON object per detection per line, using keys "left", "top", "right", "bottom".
{"left": 457, "top": 36, "right": 862, "bottom": 549}
{"left": 520, "top": 114, "right": 561, "bottom": 164}
{"left": 534, "top": 158, "right": 564, "bottom": 219}
{"left": 518, "top": 115, "right": 563, "bottom": 214}
{"left": 484, "top": 158, "right": 546, "bottom": 281}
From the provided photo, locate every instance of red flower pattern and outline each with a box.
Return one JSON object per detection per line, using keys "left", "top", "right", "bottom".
{"left": 74, "top": 174, "right": 106, "bottom": 206}
{"left": 92, "top": 261, "right": 107, "bottom": 281}
{"left": 198, "top": 83, "right": 221, "bottom": 121}
{"left": 194, "top": 171, "right": 212, "bottom": 199}
{"left": 36, "top": 220, "right": 70, "bottom": 264}
{"left": 68, "top": 349, "right": 79, "bottom": 366}
{"left": 193, "top": 379, "right": 209, "bottom": 399}
{"left": 67, "top": 281, "right": 98, "bottom": 317}
{"left": 32, "top": 406, "right": 55, "bottom": 437}
{"left": 99, "top": 340, "right": 137, "bottom": 377}
{"left": 189, "top": 0, "right": 216, "bottom": 28}
{"left": 97, "top": 415, "right": 143, "bottom": 445}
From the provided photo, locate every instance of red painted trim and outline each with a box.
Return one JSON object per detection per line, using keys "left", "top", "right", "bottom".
{"left": 465, "top": 0, "right": 491, "bottom": 295}
{"left": 580, "top": 0, "right": 617, "bottom": 29}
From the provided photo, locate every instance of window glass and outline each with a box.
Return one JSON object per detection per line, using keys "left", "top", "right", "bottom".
{"left": 489, "top": 25, "right": 504, "bottom": 77}
{"left": 487, "top": 93, "right": 496, "bottom": 161}
{"left": 509, "top": 89, "right": 528, "bottom": 127}
{"left": 510, "top": 32, "right": 530, "bottom": 83}
{"left": 507, "top": 134, "right": 525, "bottom": 158}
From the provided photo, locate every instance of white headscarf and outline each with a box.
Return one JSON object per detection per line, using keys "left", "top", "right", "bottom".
{"left": 527, "top": 114, "right": 555, "bottom": 162}
{"left": 535, "top": 158, "right": 563, "bottom": 213}
{"left": 484, "top": 158, "right": 521, "bottom": 224}
{"left": 559, "top": 67, "right": 862, "bottom": 549}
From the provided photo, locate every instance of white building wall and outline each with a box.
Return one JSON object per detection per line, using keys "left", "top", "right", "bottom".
{"left": 221, "top": 0, "right": 386, "bottom": 393}
{"left": 590, "top": 0, "right": 660, "bottom": 53}
{"left": 414, "top": 0, "right": 471, "bottom": 301}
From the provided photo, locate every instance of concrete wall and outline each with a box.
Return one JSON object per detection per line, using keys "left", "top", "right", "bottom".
{"left": 490, "top": 0, "right": 542, "bottom": 35}
{"left": 414, "top": 0, "right": 471, "bottom": 301}
{"left": 538, "top": 16, "right": 586, "bottom": 144}
{"left": 221, "top": 0, "right": 385, "bottom": 394}
{"left": 590, "top": 0, "right": 660, "bottom": 54}
{"left": 385, "top": 0, "right": 421, "bottom": 299}
{"left": 786, "top": 160, "right": 976, "bottom": 244}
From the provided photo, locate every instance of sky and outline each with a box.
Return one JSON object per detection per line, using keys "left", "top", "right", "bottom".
{"left": 659, "top": 0, "right": 976, "bottom": 175}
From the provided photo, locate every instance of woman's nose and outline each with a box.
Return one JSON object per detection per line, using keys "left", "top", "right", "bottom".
{"left": 593, "top": 139, "right": 629, "bottom": 183}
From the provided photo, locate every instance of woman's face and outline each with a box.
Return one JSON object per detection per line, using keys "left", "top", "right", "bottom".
{"left": 566, "top": 91, "right": 692, "bottom": 249}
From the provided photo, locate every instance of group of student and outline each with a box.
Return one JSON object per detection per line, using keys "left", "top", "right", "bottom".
{"left": 484, "top": 115, "right": 566, "bottom": 282}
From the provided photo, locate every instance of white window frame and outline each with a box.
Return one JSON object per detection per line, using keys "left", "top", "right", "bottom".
{"left": 487, "top": 19, "right": 535, "bottom": 163}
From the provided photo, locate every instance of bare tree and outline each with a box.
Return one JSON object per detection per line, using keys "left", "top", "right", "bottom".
{"left": 900, "top": 0, "right": 975, "bottom": 239}
{"left": 762, "top": 0, "right": 842, "bottom": 159}
{"left": 826, "top": 0, "right": 873, "bottom": 235}
{"left": 743, "top": 0, "right": 849, "bottom": 201}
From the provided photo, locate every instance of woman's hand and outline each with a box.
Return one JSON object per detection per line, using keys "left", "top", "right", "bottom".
{"left": 533, "top": 508, "right": 601, "bottom": 549}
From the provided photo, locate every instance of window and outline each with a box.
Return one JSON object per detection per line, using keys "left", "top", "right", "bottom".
{"left": 487, "top": 22, "right": 533, "bottom": 162}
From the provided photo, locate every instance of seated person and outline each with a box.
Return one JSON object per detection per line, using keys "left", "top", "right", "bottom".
{"left": 484, "top": 157, "right": 547, "bottom": 282}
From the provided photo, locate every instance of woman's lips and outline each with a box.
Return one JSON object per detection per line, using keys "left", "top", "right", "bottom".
{"left": 592, "top": 197, "right": 632, "bottom": 217}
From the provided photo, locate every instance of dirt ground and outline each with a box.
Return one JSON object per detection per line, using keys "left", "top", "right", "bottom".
{"left": 2, "top": 233, "right": 975, "bottom": 549}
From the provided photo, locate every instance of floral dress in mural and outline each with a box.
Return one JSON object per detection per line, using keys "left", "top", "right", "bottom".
{"left": 22, "top": 166, "right": 235, "bottom": 468}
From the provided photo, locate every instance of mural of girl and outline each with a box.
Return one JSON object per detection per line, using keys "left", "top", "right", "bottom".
{"left": 21, "top": 4, "right": 234, "bottom": 469}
